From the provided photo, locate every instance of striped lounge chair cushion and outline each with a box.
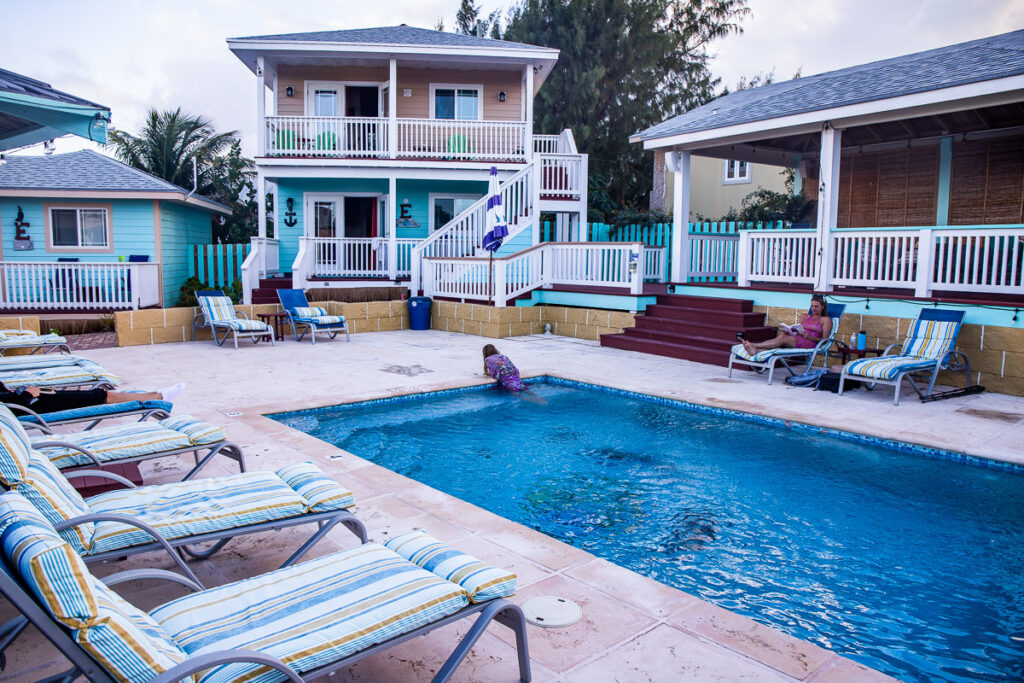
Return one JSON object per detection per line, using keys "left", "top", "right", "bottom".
{"left": 0, "top": 404, "right": 33, "bottom": 486}
{"left": 151, "top": 543, "right": 469, "bottom": 683}
{"left": 385, "top": 530, "right": 517, "bottom": 603}
{"left": 17, "top": 451, "right": 95, "bottom": 553}
{"left": 1, "top": 513, "right": 190, "bottom": 682}
{"left": 84, "top": 464, "right": 349, "bottom": 555}
{"left": 18, "top": 400, "right": 173, "bottom": 427}
{"left": 844, "top": 355, "right": 940, "bottom": 380}
{"left": 0, "top": 490, "right": 53, "bottom": 537}
{"left": 0, "top": 354, "right": 82, "bottom": 370}
{"left": 0, "top": 359, "right": 121, "bottom": 390}
{"left": 277, "top": 462, "right": 355, "bottom": 511}
{"left": 730, "top": 343, "right": 813, "bottom": 363}
{"left": 292, "top": 306, "right": 328, "bottom": 318}
{"left": 218, "top": 319, "right": 271, "bottom": 333}
{"left": 301, "top": 314, "right": 346, "bottom": 325}
{"left": 901, "top": 320, "right": 958, "bottom": 359}
{"left": 158, "top": 414, "right": 226, "bottom": 446}
{"left": 0, "top": 332, "right": 67, "bottom": 347}
{"left": 32, "top": 422, "right": 195, "bottom": 469}
{"left": 197, "top": 296, "right": 238, "bottom": 323}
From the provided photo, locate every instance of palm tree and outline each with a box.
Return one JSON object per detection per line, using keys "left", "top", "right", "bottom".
{"left": 108, "top": 108, "right": 239, "bottom": 195}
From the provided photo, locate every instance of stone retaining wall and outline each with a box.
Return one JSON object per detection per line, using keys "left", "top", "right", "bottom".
{"left": 115, "top": 301, "right": 410, "bottom": 346}
{"left": 430, "top": 301, "right": 636, "bottom": 340}
{"left": 759, "top": 305, "right": 1024, "bottom": 397}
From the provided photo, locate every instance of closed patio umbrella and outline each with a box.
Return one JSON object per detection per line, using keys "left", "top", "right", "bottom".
{"left": 482, "top": 166, "right": 508, "bottom": 304}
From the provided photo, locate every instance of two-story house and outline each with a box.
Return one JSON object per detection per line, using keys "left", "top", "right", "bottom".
{"left": 227, "top": 25, "right": 590, "bottom": 305}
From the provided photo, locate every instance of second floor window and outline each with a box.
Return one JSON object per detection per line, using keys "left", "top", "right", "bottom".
{"left": 51, "top": 208, "right": 108, "bottom": 248}
{"left": 313, "top": 88, "right": 339, "bottom": 117}
{"left": 722, "top": 159, "right": 751, "bottom": 184}
{"left": 433, "top": 87, "right": 480, "bottom": 120}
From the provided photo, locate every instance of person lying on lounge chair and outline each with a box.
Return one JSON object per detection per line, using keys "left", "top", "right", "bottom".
{"left": 741, "top": 294, "right": 832, "bottom": 356}
{"left": 0, "top": 381, "right": 184, "bottom": 413}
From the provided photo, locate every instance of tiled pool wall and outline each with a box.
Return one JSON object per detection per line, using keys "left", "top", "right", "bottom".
{"left": 269, "top": 375, "right": 1024, "bottom": 476}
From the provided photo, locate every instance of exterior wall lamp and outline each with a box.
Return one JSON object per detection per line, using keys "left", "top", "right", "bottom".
{"left": 286, "top": 86, "right": 294, "bottom": 97}
{"left": 498, "top": 91, "right": 506, "bottom": 102}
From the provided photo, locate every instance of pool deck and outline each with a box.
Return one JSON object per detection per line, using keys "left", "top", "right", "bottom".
{"left": 6, "top": 330, "right": 1022, "bottom": 681}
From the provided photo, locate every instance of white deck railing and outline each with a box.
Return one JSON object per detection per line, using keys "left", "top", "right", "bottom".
{"left": 644, "top": 247, "right": 668, "bottom": 282}
{"left": 298, "top": 237, "right": 420, "bottom": 280}
{"left": 240, "top": 237, "right": 279, "bottom": 305}
{"left": 538, "top": 154, "right": 584, "bottom": 200}
{"left": 424, "top": 242, "right": 651, "bottom": 306}
{"left": 265, "top": 116, "right": 387, "bottom": 158}
{"left": 735, "top": 225, "right": 1024, "bottom": 296}
{"left": 689, "top": 233, "right": 740, "bottom": 280}
{"left": 396, "top": 118, "right": 527, "bottom": 162}
{"left": 0, "top": 261, "right": 161, "bottom": 310}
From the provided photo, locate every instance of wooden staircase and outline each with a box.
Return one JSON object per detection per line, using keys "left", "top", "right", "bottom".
{"left": 600, "top": 294, "right": 776, "bottom": 367}
{"left": 252, "top": 275, "right": 292, "bottom": 305}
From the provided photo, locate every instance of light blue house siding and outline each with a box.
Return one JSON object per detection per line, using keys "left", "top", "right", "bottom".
{"left": 273, "top": 178, "right": 488, "bottom": 271}
{"left": 158, "top": 201, "right": 214, "bottom": 305}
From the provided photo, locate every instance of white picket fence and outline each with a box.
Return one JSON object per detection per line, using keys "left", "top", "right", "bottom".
{"left": 0, "top": 261, "right": 161, "bottom": 310}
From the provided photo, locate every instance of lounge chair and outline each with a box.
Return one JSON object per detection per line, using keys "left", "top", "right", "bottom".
{"left": 0, "top": 507, "right": 530, "bottom": 683}
{"left": 195, "top": 292, "right": 275, "bottom": 348}
{"left": 278, "top": 289, "right": 350, "bottom": 344}
{"left": 0, "top": 329, "right": 70, "bottom": 356}
{"left": 0, "top": 407, "right": 366, "bottom": 587}
{"left": 839, "top": 308, "right": 969, "bottom": 405}
{"left": 728, "top": 303, "right": 847, "bottom": 384}
{"left": 0, "top": 357, "right": 119, "bottom": 391}
{"left": 10, "top": 398, "right": 172, "bottom": 431}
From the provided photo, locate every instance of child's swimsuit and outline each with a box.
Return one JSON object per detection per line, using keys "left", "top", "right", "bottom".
{"left": 485, "top": 354, "right": 525, "bottom": 392}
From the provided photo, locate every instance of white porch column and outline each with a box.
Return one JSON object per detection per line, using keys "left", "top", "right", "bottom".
{"left": 387, "top": 176, "right": 398, "bottom": 281}
{"left": 578, "top": 153, "right": 589, "bottom": 241}
{"left": 668, "top": 151, "right": 691, "bottom": 283}
{"left": 257, "top": 171, "right": 267, "bottom": 239}
{"left": 256, "top": 57, "right": 266, "bottom": 157}
{"left": 389, "top": 59, "right": 398, "bottom": 159}
{"left": 814, "top": 125, "right": 842, "bottom": 291}
{"left": 525, "top": 66, "right": 534, "bottom": 159}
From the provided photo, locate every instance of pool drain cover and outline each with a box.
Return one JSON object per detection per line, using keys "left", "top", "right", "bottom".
{"left": 522, "top": 596, "right": 582, "bottom": 628}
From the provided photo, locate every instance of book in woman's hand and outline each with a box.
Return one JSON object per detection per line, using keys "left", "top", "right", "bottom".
{"left": 780, "top": 323, "right": 804, "bottom": 335}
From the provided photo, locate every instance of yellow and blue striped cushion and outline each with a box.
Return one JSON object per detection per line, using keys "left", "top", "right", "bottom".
{"left": 845, "top": 355, "right": 940, "bottom": 380}
{"left": 901, "top": 320, "right": 958, "bottom": 359}
{"left": 18, "top": 451, "right": 95, "bottom": 553}
{"left": 730, "top": 343, "right": 813, "bottom": 363}
{"left": 292, "top": 306, "right": 328, "bottom": 318}
{"left": 18, "top": 400, "right": 173, "bottom": 428}
{"left": 0, "top": 359, "right": 121, "bottom": 390}
{"left": 85, "top": 470, "right": 313, "bottom": 555}
{"left": 0, "top": 332, "right": 66, "bottom": 347}
{"left": 32, "top": 422, "right": 194, "bottom": 469}
{"left": 277, "top": 462, "right": 355, "bottom": 511}
{"left": 0, "top": 354, "right": 81, "bottom": 370}
{"left": 219, "top": 319, "right": 271, "bottom": 332}
{"left": 301, "top": 315, "right": 346, "bottom": 325}
{"left": 0, "top": 514, "right": 190, "bottom": 682}
{"left": 0, "top": 490, "right": 52, "bottom": 537}
{"left": 158, "top": 415, "right": 226, "bottom": 446}
{"left": 197, "top": 295, "right": 238, "bottom": 323}
{"left": 385, "top": 530, "right": 517, "bottom": 603}
{"left": 0, "top": 404, "right": 33, "bottom": 487}
{"left": 152, "top": 543, "right": 469, "bottom": 683}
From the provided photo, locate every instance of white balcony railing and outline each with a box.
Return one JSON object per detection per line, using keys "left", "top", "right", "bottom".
{"left": 265, "top": 116, "right": 387, "bottom": 158}
{"left": 689, "top": 233, "right": 740, "bottom": 280}
{"left": 395, "top": 118, "right": 527, "bottom": 162}
{"left": 297, "top": 237, "right": 421, "bottom": 281}
{"left": 0, "top": 261, "right": 161, "bottom": 310}
{"left": 737, "top": 230, "right": 819, "bottom": 287}
{"left": 241, "top": 237, "right": 279, "bottom": 305}
{"left": 538, "top": 153, "right": 584, "bottom": 200}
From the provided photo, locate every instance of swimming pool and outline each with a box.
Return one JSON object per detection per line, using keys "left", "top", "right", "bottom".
{"left": 271, "top": 379, "right": 1024, "bottom": 682}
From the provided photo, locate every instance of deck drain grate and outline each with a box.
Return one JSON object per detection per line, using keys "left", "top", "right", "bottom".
{"left": 521, "top": 596, "right": 582, "bottom": 628}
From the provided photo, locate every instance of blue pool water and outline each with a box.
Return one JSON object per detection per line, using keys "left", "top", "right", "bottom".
{"left": 272, "top": 380, "right": 1024, "bottom": 682}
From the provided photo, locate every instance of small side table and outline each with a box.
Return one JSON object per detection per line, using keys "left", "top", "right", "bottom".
{"left": 835, "top": 342, "right": 884, "bottom": 365}
{"left": 257, "top": 311, "right": 289, "bottom": 341}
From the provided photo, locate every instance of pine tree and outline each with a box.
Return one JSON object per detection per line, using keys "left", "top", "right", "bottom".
{"left": 456, "top": 0, "right": 481, "bottom": 34}
{"left": 503, "top": 0, "right": 750, "bottom": 215}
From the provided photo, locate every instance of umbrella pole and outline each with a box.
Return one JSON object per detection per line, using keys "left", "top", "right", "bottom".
{"left": 488, "top": 252, "right": 494, "bottom": 305}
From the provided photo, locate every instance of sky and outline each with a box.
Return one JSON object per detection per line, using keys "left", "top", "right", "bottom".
{"left": 2, "top": 0, "right": 1021, "bottom": 160}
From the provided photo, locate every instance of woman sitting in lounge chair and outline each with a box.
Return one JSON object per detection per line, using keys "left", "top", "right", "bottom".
{"left": 0, "top": 381, "right": 184, "bottom": 413}
{"left": 742, "top": 294, "right": 833, "bottom": 356}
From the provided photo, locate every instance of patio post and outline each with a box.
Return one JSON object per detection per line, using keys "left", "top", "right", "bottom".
{"left": 257, "top": 171, "right": 267, "bottom": 240}
{"left": 388, "top": 176, "right": 398, "bottom": 281}
{"left": 256, "top": 57, "right": 266, "bottom": 157}
{"left": 814, "top": 125, "right": 841, "bottom": 291}
{"left": 388, "top": 59, "right": 398, "bottom": 160}
{"left": 668, "top": 151, "right": 691, "bottom": 283}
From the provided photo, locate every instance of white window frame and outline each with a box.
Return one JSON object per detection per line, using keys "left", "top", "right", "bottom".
{"left": 428, "top": 193, "right": 482, "bottom": 232}
{"left": 304, "top": 192, "right": 387, "bottom": 238}
{"left": 305, "top": 81, "right": 384, "bottom": 118}
{"left": 428, "top": 84, "right": 484, "bottom": 121}
{"left": 722, "top": 159, "right": 751, "bottom": 185}
{"left": 46, "top": 205, "right": 112, "bottom": 251}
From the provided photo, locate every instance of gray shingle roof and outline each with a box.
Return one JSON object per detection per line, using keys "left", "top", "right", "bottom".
{"left": 231, "top": 24, "right": 547, "bottom": 52}
{"left": 635, "top": 29, "right": 1024, "bottom": 141}
{"left": 0, "top": 68, "right": 109, "bottom": 111}
{"left": 0, "top": 150, "right": 227, "bottom": 210}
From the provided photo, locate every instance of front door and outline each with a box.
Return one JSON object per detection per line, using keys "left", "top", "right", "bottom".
{"left": 310, "top": 197, "right": 340, "bottom": 272}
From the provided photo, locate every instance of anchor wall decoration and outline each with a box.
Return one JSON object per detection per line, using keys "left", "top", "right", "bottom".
{"left": 282, "top": 197, "right": 298, "bottom": 227}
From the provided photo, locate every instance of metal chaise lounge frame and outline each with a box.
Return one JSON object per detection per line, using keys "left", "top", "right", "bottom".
{"left": 0, "top": 514, "right": 530, "bottom": 683}
{"left": 727, "top": 303, "right": 847, "bottom": 385}
{"left": 0, "top": 358, "right": 119, "bottom": 392}
{"left": 0, "top": 330, "right": 71, "bottom": 356}
{"left": 194, "top": 291, "right": 276, "bottom": 348}
{"left": 7, "top": 398, "right": 173, "bottom": 432}
{"left": 838, "top": 308, "right": 969, "bottom": 405}
{"left": 278, "top": 288, "right": 351, "bottom": 344}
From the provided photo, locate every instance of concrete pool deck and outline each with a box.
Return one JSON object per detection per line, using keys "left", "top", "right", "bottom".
{"left": 5, "top": 329, "right": 1022, "bottom": 681}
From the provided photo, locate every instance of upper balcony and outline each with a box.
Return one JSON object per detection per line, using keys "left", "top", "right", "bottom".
{"left": 228, "top": 25, "right": 560, "bottom": 165}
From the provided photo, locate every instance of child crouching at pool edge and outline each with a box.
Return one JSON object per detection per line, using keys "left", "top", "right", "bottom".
{"left": 482, "top": 344, "right": 546, "bottom": 403}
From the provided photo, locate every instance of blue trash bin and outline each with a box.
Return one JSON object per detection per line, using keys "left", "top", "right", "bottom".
{"left": 408, "top": 297, "right": 432, "bottom": 330}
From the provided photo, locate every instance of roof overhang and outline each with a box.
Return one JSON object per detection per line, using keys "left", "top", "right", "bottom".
{"left": 633, "top": 74, "right": 1024, "bottom": 154}
{"left": 0, "top": 188, "right": 230, "bottom": 215}
{"left": 227, "top": 39, "right": 560, "bottom": 93}
{"left": 0, "top": 91, "right": 110, "bottom": 151}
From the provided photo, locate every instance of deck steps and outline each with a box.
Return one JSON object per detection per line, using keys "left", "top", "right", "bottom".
{"left": 252, "top": 275, "right": 292, "bottom": 305}
{"left": 600, "top": 293, "right": 773, "bottom": 367}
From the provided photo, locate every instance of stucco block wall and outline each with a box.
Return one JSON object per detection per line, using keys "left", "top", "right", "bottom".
{"left": 431, "top": 302, "right": 636, "bottom": 340}
{"left": 159, "top": 201, "right": 214, "bottom": 306}
{"left": 756, "top": 305, "right": 1024, "bottom": 397}
{"left": 115, "top": 300, "right": 408, "bottom": 346}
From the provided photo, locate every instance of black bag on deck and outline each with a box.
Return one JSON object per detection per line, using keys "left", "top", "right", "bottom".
{"left": 816, "top": 372, "right": 860, "bottom": 393}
